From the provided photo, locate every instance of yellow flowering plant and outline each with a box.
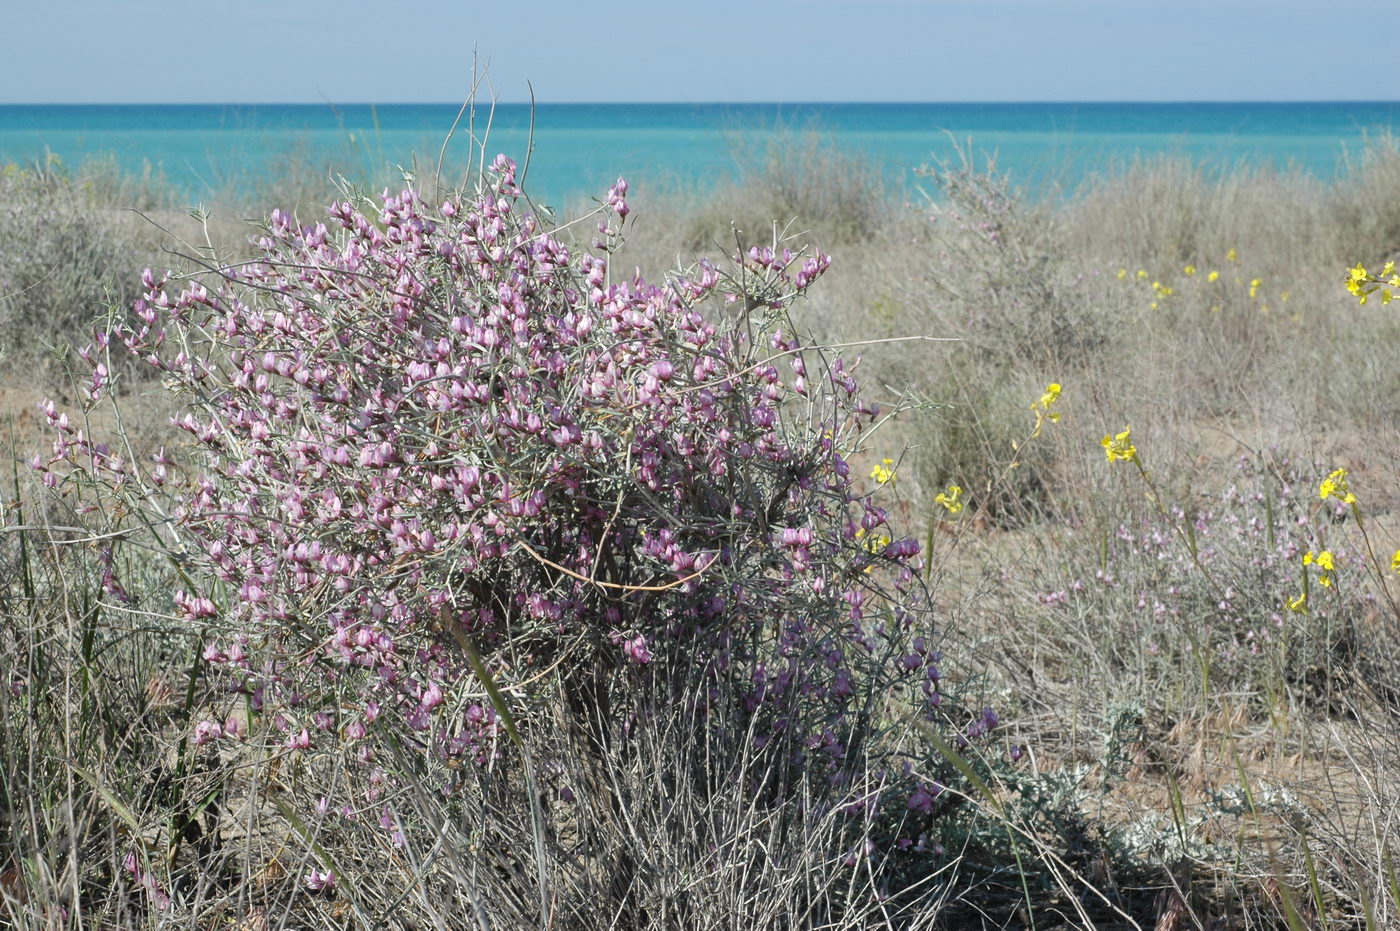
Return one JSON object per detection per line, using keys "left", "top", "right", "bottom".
{"left": 919, "top": 382, "right": 1063, "bottom": 568}
{"left": 1307, "top": 455, "right": 1400, "bottom": 623}
{"left": 870, "top": 458, "right": 897, "bottom": 487}
{"left": 1346, "top": 261, "right": 1399, "bottom": 305}
{"left": 1304, "top": 550, "right": 1337, "bottom": 589}
{"left": 1096, "top": 422, "right": 1235, "bottom": 608}
{"left": 1318, "top": 468, "right": 1357, "bottom": 506}
{"left": 853, "top": 527, "right": 893, "bottom": 573}
{"left": 1030, "top": 382, "right": 1061, "bottom": 438}
{"left": 1100, "top": 426, "right": 1137, "bottom": 464}
{"left": 934, "top": 484, "right": 964, "bottom": 515}
{"left": 855, "top": 527, "right": 892, "bottom": 554}
{"left": 1112, "top": 253, "right": 1268, "bottom": 317}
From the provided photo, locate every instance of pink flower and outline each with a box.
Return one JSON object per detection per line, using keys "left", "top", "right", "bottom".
{"left": 420, "top": 679, "right": 444, "bottom": 711}
{"left": 622, "top": 634, "right": 652, "bottom": 665}
{"left": 193, "top": 720, "right": 223, "bottom": 745}
{"left": 305, "top": 868, "right": 336, "bottom": 891}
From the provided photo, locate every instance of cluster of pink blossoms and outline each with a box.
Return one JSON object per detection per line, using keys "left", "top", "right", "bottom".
{"left": 39, "top": 155, "right": 985, "bottom": 849}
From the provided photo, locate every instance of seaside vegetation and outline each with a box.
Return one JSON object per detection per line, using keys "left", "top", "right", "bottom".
{"left": 3, "top": 126, "right": 1400, "bottom": 929}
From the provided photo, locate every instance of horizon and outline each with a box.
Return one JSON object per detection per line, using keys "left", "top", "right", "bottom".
{"left": 5, "top": 96, "right": 1393, "bottom": 207}
{"left": 6, "top": 99, "right": 1400, "bottom": 107}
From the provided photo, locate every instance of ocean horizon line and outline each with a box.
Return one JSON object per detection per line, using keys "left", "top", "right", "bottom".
{"left": 4, "top": 99, "right": 1400, "bottom": 108}
{"left": 5, "top": 100, "right": 1397, "bottom": 204}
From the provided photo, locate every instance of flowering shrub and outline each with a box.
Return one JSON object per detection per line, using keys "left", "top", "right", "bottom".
{"left": 37, "top": 157, "right": 985, "bottom": 884}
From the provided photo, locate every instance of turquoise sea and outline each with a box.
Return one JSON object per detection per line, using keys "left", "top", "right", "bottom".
{"left": 2, "top": 102, "right": 1398, "bottom": 206}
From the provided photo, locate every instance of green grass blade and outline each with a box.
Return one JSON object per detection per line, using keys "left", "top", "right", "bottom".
{"left": 71, "top": 765, "right": 141, "bottom": 834}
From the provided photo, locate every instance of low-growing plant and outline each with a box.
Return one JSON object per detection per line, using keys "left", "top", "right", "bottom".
{"left": 1030, "top": 448, "right": 1382, "bottom": 708}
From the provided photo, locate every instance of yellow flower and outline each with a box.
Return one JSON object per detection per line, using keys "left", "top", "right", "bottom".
{"left": 1136, "top": 269, "right": 1149, "bottom": 279}
{"left": 1248, "top": 278, "right": 1261, "bottom": 299}
{"left": 1101, "top": 426, "right": 1137, "bottom": 464}
{"left": 1226, "top": 248, "right": 1238, "bottom": 262}
{"left": 856, "top": 527, "right": 892, "bottom": 554}
{"left": 1280, "top": 290, "right": 1291, "bottom": 302}
{"left": 1304, "top": 549, "right": 1337, "bottom": 588}
{"left": 1287, "top": 592, "right": 1308, "bottom": 614}
{"left": 1384, "top": 261, "right": 1396, "bottom": 277}
{"left": 1207, "top": 270, "right": 1220, "bottom": 282}
{"left": 1116, "top": 268, "right": 1128, "bottom": 280}
{"left": 1184, "top": 265, "right": 1197, "bottom": 276}
{"left": 1318, "top": 468, "right": 1357, "bottom": 505}
{"left": 1347, "top": 263, "right": 1375, "bottom": 303}
{"left": 1391, "top": 549, "right": 1400, "bottom": 574}
{"left": 1030, "top": 382, "right": 1062, "bottom": 437}
{"left": 934, "top": 484, "right": 964, "bottom": 515}
{"left": 870, "top": 458, "right": 897, "bottom": 487}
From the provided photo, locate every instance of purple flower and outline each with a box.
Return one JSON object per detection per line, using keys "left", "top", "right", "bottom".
{"left": 622, "top": 634, "right": 653, "bottom": 665}
{"left": 305, "top": 868, "right": 336, "bottom": 891}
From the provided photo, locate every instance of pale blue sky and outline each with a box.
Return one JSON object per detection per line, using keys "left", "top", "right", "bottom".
{"left": 5, "top": 0, "right": 1396, "bottom": 103}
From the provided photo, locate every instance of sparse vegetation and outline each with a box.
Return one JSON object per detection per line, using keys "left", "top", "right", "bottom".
{"left": 4, "top": 129, "right": 1400, "bottom": 929}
